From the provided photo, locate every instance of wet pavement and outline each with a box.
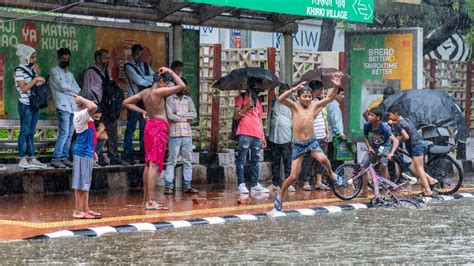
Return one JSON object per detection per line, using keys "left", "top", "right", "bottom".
{"left": 0, "top": 180, "right": 473, "bottom": 241}
{"left": 1, "top": 198, "right": 473, "bottom": 263}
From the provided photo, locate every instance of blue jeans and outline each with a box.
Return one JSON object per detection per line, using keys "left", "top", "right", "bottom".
{"left": 96, "top": 139, "right": 106, "bottom": 160}
{"left": 236, "top": 135, "right": 262, "bottom": 187}
{"left": 53, "top": 109, "right": 74, "bottom": 160}
{"left": 18, "top": 101, "right": 39, "bottom": 158}
{"left": 123, "top": 109, "right": 145, "bottom": 161}
{"left": 165, "top": 136, "right": 193, "bottom": 189}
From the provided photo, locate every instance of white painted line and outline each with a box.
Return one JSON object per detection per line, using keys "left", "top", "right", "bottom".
{"left": 458, "top": 193, "right": 474, "bottom": 198}
{"left": 268, "top": 210, "right": 287, "bottom": 218}
{"left": 323, "top": 206, "right": 342, "bottom": 213}
{"left": 203, "top": 217, "right": 226, "bottom": 224}
{"left": 169, "top": 220, "right": 192, "bottom": 228}
{"left": 45, "top": 230, "right": 75, "bottom": 238}
{"left": 296, "top": 209, "right": 316, "bottom": 216}
{"left": 236, "top": 214, "right": 258, "bottom": 221}
{"left": 89, "top": 226, "right": 117, "bottom": 237}
{"left": 130, "top": 223, "right": 156, "bottom": 231}
{"left": 349, "top": 203, "right": 368, "bottom": 209}
{"left": 422, "top": 197, "right": 433, "bottom": 203}
{"left": 438, "top": 195, "right": 454, "bottom": 201}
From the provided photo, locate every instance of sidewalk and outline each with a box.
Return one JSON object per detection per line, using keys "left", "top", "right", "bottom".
{"left": 1, "top": 182, "right": 474, "bottom": 241}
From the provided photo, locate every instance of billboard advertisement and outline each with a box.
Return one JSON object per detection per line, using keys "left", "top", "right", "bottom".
{"left": 0, "top": 18, "right": 168, "bottom": 119}
{"left": 344, "top": 28, "right": 423, "bottom": 138}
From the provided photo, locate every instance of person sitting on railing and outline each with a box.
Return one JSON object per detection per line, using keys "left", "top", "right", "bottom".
{"left": 92, "top": 107, "right": 108, "bottom": 167}
{"left": 15, "top": 44, "right": 47, "bottom": 169}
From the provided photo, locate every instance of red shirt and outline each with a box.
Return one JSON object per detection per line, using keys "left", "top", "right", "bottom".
{"left": 235, "top": 93, "right": 264, "bottom": 139}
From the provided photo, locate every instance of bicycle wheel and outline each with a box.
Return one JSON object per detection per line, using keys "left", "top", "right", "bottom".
{"left": 426, "top": 154, "right": 463, "bottom": 195}
{"left": 393, "top": 199, "right": 420, "bottom": 209}
{"left": 331, "top": 163, "right": 363, "bottom": 200}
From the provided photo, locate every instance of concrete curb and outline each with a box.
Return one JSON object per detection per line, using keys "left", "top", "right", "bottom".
{"left": 24, "top": 192, "right": 474, "bottom": 240}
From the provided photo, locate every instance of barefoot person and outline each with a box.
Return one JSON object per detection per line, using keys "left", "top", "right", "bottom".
{"left": 123, "top": 67, "right": 185, "bottom": 210}
{"left": 274, "top": 74, "right": 344, "bottom": 211}
{"left": 72, "top": 93, "right": 101, "bottom": 219}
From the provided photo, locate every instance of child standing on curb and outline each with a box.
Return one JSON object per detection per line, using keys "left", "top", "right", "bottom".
{"left": 72, "top": 93, "right": 101, "bottom": 219}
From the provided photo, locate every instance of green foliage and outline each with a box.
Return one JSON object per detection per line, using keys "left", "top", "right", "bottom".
{"left": 465, "top": 0, "right": 474, "bottom": 50}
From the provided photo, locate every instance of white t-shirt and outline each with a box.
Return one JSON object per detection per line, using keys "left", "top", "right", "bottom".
{"left": 313, "top": 99, "right": 327, "bottom": 140}
{"left": 74, "top": 109, "right": 92, "bottom": 133}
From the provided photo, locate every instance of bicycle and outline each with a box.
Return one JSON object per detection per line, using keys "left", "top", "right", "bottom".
{"left": 382, "top": 125, "right": 463, "bottom": 195}
{"left": 331, "top": 147, "right": 420, "bottom": 209}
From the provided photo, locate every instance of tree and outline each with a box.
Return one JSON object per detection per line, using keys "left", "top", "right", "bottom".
{"left": 317, "top": 0, "right": 473, "bottom": 57}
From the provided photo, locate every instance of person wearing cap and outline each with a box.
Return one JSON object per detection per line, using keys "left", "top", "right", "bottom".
{"left": 14, "top": 44, "right": 47, "bottom": 169}
{"left": 363, "top": 87, "right": 395, "bottom": 121}
{"left": 123, "top": 67, "right": 185, "bottom": 210}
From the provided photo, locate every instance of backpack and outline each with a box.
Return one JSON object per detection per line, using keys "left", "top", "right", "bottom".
{"left": 15, "top": 66, "right": 48, "bottom": 110}
{"left": 88, "top": 67, "right": 124, "bottom": 122}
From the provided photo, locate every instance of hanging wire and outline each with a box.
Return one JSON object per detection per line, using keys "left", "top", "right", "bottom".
{"left": 0, "top": 1, "right": 82, "bottom": 24}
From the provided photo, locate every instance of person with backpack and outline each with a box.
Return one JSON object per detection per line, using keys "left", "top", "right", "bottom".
{"left": 122, "top": 44, "right": 155, "bottom": 165}
{"left": 49, "top": 48, "right": 81, "bottom": 168}
{"left": 14, "top": 44, "right": 47, "bottom": 169}
{"left": 83, "top": 49, "right": 126, "bottom": 166}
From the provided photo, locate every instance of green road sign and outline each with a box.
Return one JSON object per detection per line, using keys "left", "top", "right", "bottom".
{"left": 183, "top": 0, "right": 374, "bottom": 23}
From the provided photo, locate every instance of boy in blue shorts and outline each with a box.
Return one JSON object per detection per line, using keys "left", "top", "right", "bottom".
{"left": 388, "top": 106, "right": 439, "bottom": 197}
{"left": 72, "top": 93, "right": 101, "bottom": 219}
{"left": 360, "top": 107, "right": 399, "bottom": 196}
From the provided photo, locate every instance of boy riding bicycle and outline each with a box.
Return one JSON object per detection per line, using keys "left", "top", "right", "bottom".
{"left": 360, "top": 107, "right": 399, "bottom": 197}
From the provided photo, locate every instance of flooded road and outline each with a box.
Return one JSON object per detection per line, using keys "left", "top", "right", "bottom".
{"left": 1, "top": 199, "right": 473, "bottom": 264}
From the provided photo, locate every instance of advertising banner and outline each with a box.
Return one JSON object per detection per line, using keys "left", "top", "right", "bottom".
{"left": 0, "top": 18, "right": 168, "bottom": 119}
{"left": 344, "top": 28, "right": 423, "bottom": 138}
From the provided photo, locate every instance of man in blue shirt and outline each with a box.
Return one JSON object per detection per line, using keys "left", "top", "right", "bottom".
{"left": 123, "top": 44, "right": 155, "bottom": 164}
{"left": 49, "top": 48, "right": 81, "bottom": 168}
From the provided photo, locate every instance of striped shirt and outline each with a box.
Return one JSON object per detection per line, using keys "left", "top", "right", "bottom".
{"left": 15, "top": 65, "right": 35, "bottom": 105}
{"left": 313, "top": 99, "right": 326, "bottom": 140}
{"left": 166, "top": 94, "right": 197, "bottom": 137}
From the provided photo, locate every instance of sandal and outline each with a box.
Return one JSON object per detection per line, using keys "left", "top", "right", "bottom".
{"left": 333, "top": 174, "right": 345, "bottom": 187}
{"left": 419, "top": 191, "right": 438, "bottom": 198}
{"left": 429, "top": 182, "right": 439, "bottom": 191}
{"left": 73, "top": 212, "right": 101, "bottom": 219}
{"left": 273, "top": 192, "right": 283, "bottom": 211}
{"left": 145, "top": 201, "right": 170, "bottom": 210}
{"left": 85, "top": 209, "right": 102, "bottom": 217}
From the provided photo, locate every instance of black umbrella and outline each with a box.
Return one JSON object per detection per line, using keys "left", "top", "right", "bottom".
{"left": 293, "top": 67, "right": 351, "bottom": 88}
{"left": 379, "top": 89, "right": 469, "bottom": 142}
{"left": 213, "top": 67, "right": 281, "bottom": 91}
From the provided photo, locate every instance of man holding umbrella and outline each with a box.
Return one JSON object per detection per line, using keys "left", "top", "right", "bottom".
{"left": 234, "top": 77, "right": 270, "bottom": 194}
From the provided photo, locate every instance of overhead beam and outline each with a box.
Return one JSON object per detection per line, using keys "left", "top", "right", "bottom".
{"left": 198, "top": 5, "right": 233, "bottom": 24}
{"left": 270, "top": 14, "right": 302, "bottom": 31}
{"left": 155, "top": 0, "right": 192, "bottom": 20}
{"left": 0, "top": 1, "right": 299, "bottom": 33}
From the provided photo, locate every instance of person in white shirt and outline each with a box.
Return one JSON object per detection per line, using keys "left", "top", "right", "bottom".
{"left": 15, "top": 44, "right": 47, "bottom": 169}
